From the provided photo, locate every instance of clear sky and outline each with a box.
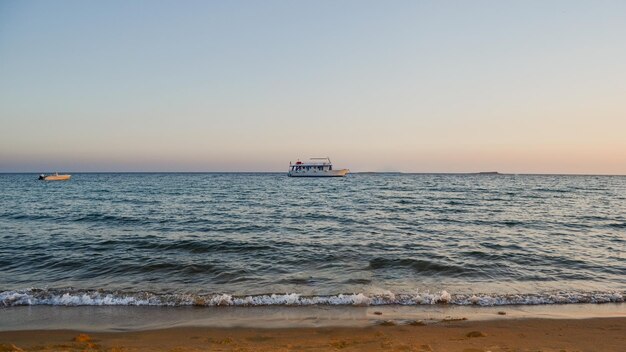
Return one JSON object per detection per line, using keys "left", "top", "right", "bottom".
{"left": 1, "top": 0, "right": 625, "bottom": 173}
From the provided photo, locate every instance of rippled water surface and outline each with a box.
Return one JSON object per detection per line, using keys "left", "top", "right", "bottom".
{"left": 1, "top": 173, "right": 624, "bottom": 306}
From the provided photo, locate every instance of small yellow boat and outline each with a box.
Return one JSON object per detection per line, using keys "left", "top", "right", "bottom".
{"left": 39, "top": 173, "right": 71, "bottom": 181}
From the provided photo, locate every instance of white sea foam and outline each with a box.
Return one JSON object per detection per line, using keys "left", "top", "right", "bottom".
{"left": 1, "top": 289, "right": 623, "bottom": 307}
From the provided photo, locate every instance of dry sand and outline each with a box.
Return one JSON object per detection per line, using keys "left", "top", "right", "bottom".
{"left": 1, "top": 317, "right": 624, "bottom": 352}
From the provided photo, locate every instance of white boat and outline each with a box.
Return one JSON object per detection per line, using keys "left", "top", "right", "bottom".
{"left": 288, "top": 157, "right": 349, "bottom": 177}
{"left": 38, "top": 172, "right": 71, "bottom": 181}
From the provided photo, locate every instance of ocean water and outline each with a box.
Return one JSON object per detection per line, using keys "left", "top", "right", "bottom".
{"left": 0, "top": 173, "right": 624, "bottom": 307}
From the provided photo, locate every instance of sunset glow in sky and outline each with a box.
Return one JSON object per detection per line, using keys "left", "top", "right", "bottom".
{"left": 1, "top": 1, "right": 625, "bottom": 173}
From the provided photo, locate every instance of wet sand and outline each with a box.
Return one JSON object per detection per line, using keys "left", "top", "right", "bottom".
{"left": 1, "top": 317, "right": 624, "bottom": 351}
{"left": 3, "top": 303, "right": 625, "bottom": 331}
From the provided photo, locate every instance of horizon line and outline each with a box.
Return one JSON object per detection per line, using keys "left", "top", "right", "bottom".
{"left": 1, "top": 171, "right": 625, "bottom": 177}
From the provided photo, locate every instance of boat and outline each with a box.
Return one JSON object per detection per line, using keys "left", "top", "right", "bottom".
{"left": 288, "top": 157, "right": 349, "bottom": 177}
{"left": 39, "top": 172, "right": 71, "bottom": 181}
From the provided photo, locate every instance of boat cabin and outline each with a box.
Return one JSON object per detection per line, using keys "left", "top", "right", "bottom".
{"left": 289, "top": 159, "right": 333, "bottom": 173}
{"left": 288, "top": 157, "right": 348, "bottom": 177}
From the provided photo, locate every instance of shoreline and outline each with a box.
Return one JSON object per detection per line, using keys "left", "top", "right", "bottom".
{"left": 1, "top": 303, "right": 624, "bottom": 332}
{"left": 1, "top": 317, "right": 624, "bottom": 351}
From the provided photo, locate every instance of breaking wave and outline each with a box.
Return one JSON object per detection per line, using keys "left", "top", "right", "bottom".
{"left": 1, "top": 289, "right": 623, "bottom": 308}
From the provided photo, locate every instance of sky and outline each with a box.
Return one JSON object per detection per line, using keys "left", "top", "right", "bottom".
{"left": 1, "top": 0, "right": 625, "bottom": 174}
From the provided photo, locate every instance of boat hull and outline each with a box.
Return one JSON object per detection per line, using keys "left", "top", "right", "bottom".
{"left": 288, "top": 169, "right": 349, "bottom": 177}
{"left": 42, "top": 175, "right": 71, "bottom": 181}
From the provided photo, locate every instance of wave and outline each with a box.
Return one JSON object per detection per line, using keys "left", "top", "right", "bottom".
{"left": 608, "top": 222, "right": 626, "bottom": 229}
{"left": 131, "top": 239, "right": 276, "bottom": 253}
{"left": 367, "top": 258, "right": 468, "bottom": 275}
{"left": 1, "top": 289, "right": 623, "bottom": 308}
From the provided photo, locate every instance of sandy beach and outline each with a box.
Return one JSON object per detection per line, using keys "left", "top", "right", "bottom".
{"left": 0, "top": 317, "right": 624, "bottom": 351}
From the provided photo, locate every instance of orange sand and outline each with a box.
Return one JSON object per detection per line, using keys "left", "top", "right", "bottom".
{"left": 1, "top": 317, "right": 624, "bottom": 351}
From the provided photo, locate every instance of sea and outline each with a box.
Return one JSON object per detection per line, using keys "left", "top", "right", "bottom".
{"left": 1, "top": 173, "right": 624, "bottom": 308}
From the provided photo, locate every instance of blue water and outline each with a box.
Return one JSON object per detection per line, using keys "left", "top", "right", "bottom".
{"left": 1, "top": 173, "right": 624, "bottom": 307}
